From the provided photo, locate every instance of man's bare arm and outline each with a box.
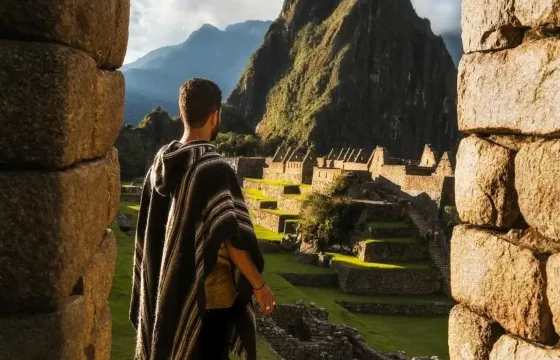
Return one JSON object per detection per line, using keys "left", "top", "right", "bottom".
{"left": 225, "top": 239, "right": 275, "bottom": 314}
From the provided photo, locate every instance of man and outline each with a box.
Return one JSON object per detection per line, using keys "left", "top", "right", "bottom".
{"left": 130, "top": 78, "right": 275, "bottom": 360}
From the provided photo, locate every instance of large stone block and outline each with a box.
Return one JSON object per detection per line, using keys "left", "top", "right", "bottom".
{"left": 547, "top": 254, "right": 560, "bottom": 336}
{"left": 88, "top": 303, "right": 112, "bottom": 360}
{"left": 0, "top": 41, "right": 125, "bottom": 168}
{"left": 455, "top": 136, "right": 519, "bottom": 228}
{"left": 0, "top": 153, "right": 120, "bottom": 312}
{"left": 448, "top": 305, "right": 503, "bottom": 360}
{"left": 0, "top": 0, "right": 130, "bottom": 68}
{"left": 489, "top": 335, "right": 560, "bottom": 360}
{"left": 451, "top": 225, "right": 554, "bottom": 343}
{"left": 95, "top": 70, "right": 126, "bottom": 156}
{"left": 462, "top": 0, "right": 560, "bottom": 52}
{"left": 458, "top": 40, "right": 560, "bottom": 137}
{"left": 84, "top": 230, "right": 117, "bottom": 332}
{"left": 516, "top": 140, "right": 560, "bottom": 241}
{"left": 0, "top": 296, "right": 88, "bottom": 360}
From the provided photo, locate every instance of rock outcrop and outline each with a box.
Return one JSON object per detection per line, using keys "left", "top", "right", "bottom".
{"left": 227, "top": 0, "right": 459, "bottom": 158}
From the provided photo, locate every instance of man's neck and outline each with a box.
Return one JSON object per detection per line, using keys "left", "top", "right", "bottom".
{"left": 180, "top": 129, "right": 210, "bottom": 144}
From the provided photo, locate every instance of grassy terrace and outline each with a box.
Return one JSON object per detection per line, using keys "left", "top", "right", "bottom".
{"left": 244, "top": 178, "right": 298, "bottom": 186}
{"left": 362, "top": 237, "right": 420, "bottom": 244}
{"left": 330, "top": 253, "right": 431, "bottom": 270}
{"left": 242, "top": 188, "right": 276, "bottom": 202}
{"left": 260, "top": 208, "right": 299, "bottom": 216}
{"left": 111, "top": 202, "right": 449, "bottom": 360}
{"left": 254, "top": 223, "right": 284, "bottom": 242}
{"left": 281, "top": 193, "right": 308, "bottom": 201}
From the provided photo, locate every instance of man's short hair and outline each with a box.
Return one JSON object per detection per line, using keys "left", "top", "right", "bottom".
{"left": 179, "top": 78, "right": 222, "bottom": 128}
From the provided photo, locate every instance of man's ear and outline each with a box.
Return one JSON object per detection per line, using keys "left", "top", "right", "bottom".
{"left": 212, "top": 110, "right": 220, "bottom": 126}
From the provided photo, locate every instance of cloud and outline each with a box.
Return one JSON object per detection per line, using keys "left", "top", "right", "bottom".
{"left": 125, "top": 0, "right": 284, "bottom": 63}
{"left": 410, "top": 0, "right": 461, "bottom": 34}
{"left": 125, "top": 0, "right": 462, "bottom": 64}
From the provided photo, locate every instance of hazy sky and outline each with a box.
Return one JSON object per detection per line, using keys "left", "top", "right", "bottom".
{"left": 126, "top": 0, "right": 461, "bottom": 64}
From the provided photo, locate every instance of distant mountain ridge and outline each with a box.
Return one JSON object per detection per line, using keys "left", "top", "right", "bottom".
{"left": 123, "top": 20, "right": 272, "bottom": 125}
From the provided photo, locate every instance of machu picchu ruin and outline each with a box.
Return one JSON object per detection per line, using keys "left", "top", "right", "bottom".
{"left": 2, "top": 0, "right": 559, "bottom": 359}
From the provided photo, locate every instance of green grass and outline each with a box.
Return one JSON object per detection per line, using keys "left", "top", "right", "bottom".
{"left": 366, "top": 221, "right": 410, "bottom": 229}
{"left": 257, "top": 276, "right": 449, "bottom": 359}
{"left": 299, "top": 184, "right": 312, "bottom": 190}
{"left": 242, "top": 188, "right": 276, "bottom": 202}
{"left": 245, "top": 178, "right": 298, "bottom": 187}
{"left": 281, "top": 193, "right": 308, "bottom": 201}
{"left": 362, "top": 237, "right": 420, "bottom": 245}
{"left": 254, "top": 224, "right": 284, "bottom": 243}
{"left": 329, "top": 253, "right": 431, "bottom": 270}
{"left": 110, "top": 201, "right": 448, "bottom": 360}
{"left": 260, "top": 208, "right": 299, "bottom": 216}
{"left": 265, "top": 252, "right": 333, "bottom": 275}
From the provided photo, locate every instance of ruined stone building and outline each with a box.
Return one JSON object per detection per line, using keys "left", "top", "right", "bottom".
{"left": 262, "top": 145, "right": 316, "bottom": 184}
{"left": 448, "top": 0, "right": 560, "bottom": 359}
{"left": 0, "top": 1, "right": 130, "bottom": 359}
{"left": 312, "top": 145, "right": 455, "bottom": 219}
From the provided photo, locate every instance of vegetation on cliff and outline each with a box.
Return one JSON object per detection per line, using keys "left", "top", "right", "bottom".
{"left": 228, "top": 0, "right": 459, "bottom": 158}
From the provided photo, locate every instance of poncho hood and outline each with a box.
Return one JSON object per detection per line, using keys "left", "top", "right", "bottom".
{"left": 150, "top": 140, "right": 215, "bottom": 196}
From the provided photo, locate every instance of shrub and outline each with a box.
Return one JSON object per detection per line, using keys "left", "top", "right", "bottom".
{"left": 298, "top": 193, "right": 360, "bottom": 252}
{"left": 328, "top": 172, "right": 363, "bottom": 197}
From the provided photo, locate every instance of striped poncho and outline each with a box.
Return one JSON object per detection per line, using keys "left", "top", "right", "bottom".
{"left": 129, "top": 140, "right": 264, "bottom": 360}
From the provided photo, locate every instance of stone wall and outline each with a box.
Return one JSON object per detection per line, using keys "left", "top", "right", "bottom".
{"left": 225, "top": 157, "right": 265, "bottom": 185}
{"left": 336, "top": 300, "right": 452, "bottom": 317}
{"left": 257, "top": 301, "right": 415, "bottom": 360}
{"left": 312, "top": 167, "right": 345, "bottom": 194}
{"left": 449, "top": 1, "right": 560, "bottom": 359}
{"left": 0, "top": 1, "right": 129, "bottom": 358}
{"left": 332, "top": 263, "right": 440, "bottom": 295}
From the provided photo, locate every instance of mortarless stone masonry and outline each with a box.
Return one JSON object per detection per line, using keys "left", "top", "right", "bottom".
{"left": 0, "top": 1, "right": 128, "bottom": 358}
{"left": 451, "top": 0, "right": 560, "bottom": 358}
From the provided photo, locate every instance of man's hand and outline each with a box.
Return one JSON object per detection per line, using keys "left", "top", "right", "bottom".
{"left": 253, "top": 284, "right": 275, "bottom": 315}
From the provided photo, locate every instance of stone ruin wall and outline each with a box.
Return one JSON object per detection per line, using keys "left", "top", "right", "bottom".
{"left": 257, "top": 301, "right": 415, "bottom": 360}
{"left": 262, "top": 145, "right": 316, "bottom": 184}
{"left": 0, "top": 1, "right": 129, "bottom": 359}
{"left": 225, "top": 157, "right": 265, "bottom": 185}
{"left": 449, "top": 0, "right": 560, "bottom": 359}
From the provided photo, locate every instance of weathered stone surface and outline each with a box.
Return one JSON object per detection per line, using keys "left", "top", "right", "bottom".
{"left": 489, "top": 335, "right": 560, "bottom": 360}
{"left": 0, "top": 296, "right": 88, "bottom": 360}
{"left": 503, "top": 228, "right": 560, "bottom": 254}
{"left": 458, "top": 40, "right": 560, "bottom": 137}
{"left": 547, "top": 254, "right": 560, "bottom": 336}
{"left": 0, "top": 41, "right": 125, "bottom": 168}
{"left": 89, "top": 303, "right": 112, "bottom": 360}
{"left": 462, "top": 0, "right": 560, "bottom": 52}
{"left": 516, "top": 140, "right": 560, "bottom": 241}
{"left": 84, "top": 230, "right": 117, "bottom": 332}
{"left": 448, "top": 305, "right": 503, "bottom": 360}
{"left": 455, "top": 136, "right": 519, "bottom": 228}
{"left": 0, "top": 0, "right": 130, "bottom": 68}
{"left": 451, "top": 225, "right": 554, "bottom": 343}
{"left": 0, "top": 154, "right": 120, "bottom": 312}
{"left": 95, "top": 70, "right": 125, "bottom": 156}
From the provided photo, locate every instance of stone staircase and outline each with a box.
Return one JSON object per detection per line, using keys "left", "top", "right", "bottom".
{"left": 406, "top": 203, "right": 451, "bottom": 295}
{"left": 242, "top": 178, "right": 308, "bottom": 235}
{"left": 337, "top": 215, "right": 439, "bottom": 295}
